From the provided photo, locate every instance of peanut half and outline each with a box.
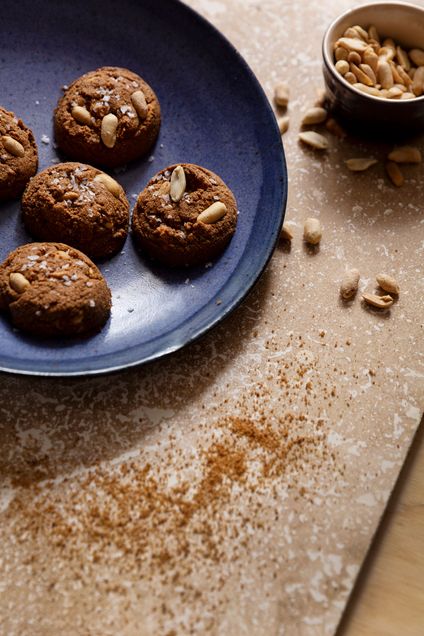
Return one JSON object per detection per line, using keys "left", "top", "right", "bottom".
{"left": 325, "top": 117, "right": 346, "bottom": 138}
{"left": 2, "top": 135, "right": 25, "bottom": 157}
{"left": 301, "top": 107, "right": 327, "bottom": 126}
{"left": 170, "top": 165, "right": 186, "bottom": 203}
{"left": 377, "top": 60, "right": 394, "bottom": 89}
{"left": 362, "top": 293, "right": 393, "bottom": 310}
{"left": 409, "top": 48, "right": 424, "bottom": 67}
{"left": 9, "top": 272, "right": 30, "bottom": 293}
{"left": 412, "top": 66, "right": 424, "bottom": 96}
{"left": 335, "top": 60, "right": 350, "bottom": 75}
{"left": 278, "top": 115, "right": 289, "bottom": 135}
{"left": 303, "top": 218, "right": 322, "bottom": 245}
{"left": 385, "top": 161, "right": 404, "bottom": 187}
{"left": 336, "top": 37, "right": 368, "bottom": 54}
{"left": 71, "top": 105, "right": 92, "bottom": 126}
{"left": 351, "top": 62, "right": 374, "bottom": 86}
{"left": 93, "top": 173, "right": 123, "bottom": 198}
{"left": 376, "top": 273, "right": 400, "bottom": 295}
{"left": 101, "top": 113, "right": 118, "bottom": 148}
{"left": 274, "top": 82, "right": 289, "bottom": 107}
{"left": 353, "top": 83, "right": 380, "bottom": 96}
{"left": 197, "top": 202, "right": 227, "bottom": 224}
{"left": 388, "top": 146, "right": 422, "bottom": 163}
{"left": 131, "top": 90, "right": 148, "bottom": 119}
{"left": 345, "top": 158, "right": 378, "bottom": 172}
{"left": 280, "top": 223, "right": 293, "bottom": 241}
{"left": 344, "top": 72, "right": 356, "bottom": 85}
{"left": 335, "top": 47, "right": 349, "bottom": 61}
{"left": 340, "top": 268, "right": 360, "bottom": 300}
{"left": 298, "top": 131, "right": 328, "bottom": 150}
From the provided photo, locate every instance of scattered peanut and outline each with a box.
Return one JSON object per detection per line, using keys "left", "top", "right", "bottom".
{"left": 9, "top": 272, "right": 30, "bottom": 294}
{"left": 298, "top": 131, "right": 328, "bottom": 150}
{"left": 340, "top": 268, "right": 360, "bottom": 299}
{"left": 315, "top": 88, "right": 327, "bottom": 107}
{"left": 388, "top": 146, "right": 422, "bottom": 163}
{"left": 278, "top": 115, "right": 289, "bottom": 135}
{"left": 325, "top": 117, "right": 346, "bottom": 138}
{"left": 376, "top": 273, "right": 400, "bottom": 295}
{"left": 274, "top": 82, "right": 289, "bottom": 107}
{"left": 362, "top": 293, "right": 393, "bottom": 310}
{"left": 301, "top": 107, "right": 327, "bottom": 126}
{"left": 303, "top": 217, "right": 322, "bottom": 245}
{"left": 385, "top": 161, "right": 404, "bottom": 187}
{"left": 345, "top": 157, "right": 377, "bottom": 172}
{"left": 280, "top": 223, "right": 293, "bottom": 241}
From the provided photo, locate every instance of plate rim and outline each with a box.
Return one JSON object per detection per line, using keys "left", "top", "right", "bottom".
{"left": 0, "top": 0, "right": 287, "bottom": 377}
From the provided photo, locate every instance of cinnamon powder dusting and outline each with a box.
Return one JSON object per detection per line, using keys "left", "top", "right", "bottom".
{"left": 0, "top": 331, "right": 350, "bottom": 634}
{"left": 1, "top": 409, "right": 338, "bottom": 634}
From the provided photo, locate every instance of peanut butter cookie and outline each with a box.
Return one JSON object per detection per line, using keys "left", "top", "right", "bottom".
{"left": 0, "top": 106, "right": 38, "bottom": 201}
{"left": 22, "top": 162, "right": 129, "bottom": 260}
{"left": 54, "top": 67, "right": 161, "bottom": 168}
{"left": 131, "top": 163, "right": 238, "bottom": 267}
{"left": 0, "top": 242, "right": 111, "bottom": 337}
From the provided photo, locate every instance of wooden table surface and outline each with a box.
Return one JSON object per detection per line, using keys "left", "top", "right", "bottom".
{"left": 339, "top": 418, "right": 424, "bottom": 636}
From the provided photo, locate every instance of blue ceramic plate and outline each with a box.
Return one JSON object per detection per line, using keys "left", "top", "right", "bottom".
{"left": 0, "top": 0, "right": 287, "bottom": 376}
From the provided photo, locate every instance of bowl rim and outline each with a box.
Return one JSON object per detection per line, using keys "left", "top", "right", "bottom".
{"left": 322, "top": 0, "right": 424, "bottom": 105}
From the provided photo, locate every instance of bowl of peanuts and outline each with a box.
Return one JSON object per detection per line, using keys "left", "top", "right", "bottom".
{"left": 322, "top": 1, "right": 424, "bottom": 136}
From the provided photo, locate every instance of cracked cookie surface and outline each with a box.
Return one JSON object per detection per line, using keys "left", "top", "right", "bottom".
{"left": 54, "top": 66, "right": 161, "bottom": 168}
{"left": 0, "top": 242, "right": 111, "bottom": 337}
{"left": 131, "top": 163, "right": 238, "bottom": 267}
{"left": 0, "top": 106, "right": 38, "bottom": 201}
{"left": 22, "top": 162, "right": 129, "bottom": 260}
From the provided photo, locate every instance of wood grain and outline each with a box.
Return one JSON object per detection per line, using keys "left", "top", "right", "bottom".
{"left": 338, "top": 417, "right": 424, "bottom": 636}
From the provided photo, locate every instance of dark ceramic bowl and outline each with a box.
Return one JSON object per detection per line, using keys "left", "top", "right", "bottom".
{"left": 322, "top": 2, "right": 424, "bottom": 138}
